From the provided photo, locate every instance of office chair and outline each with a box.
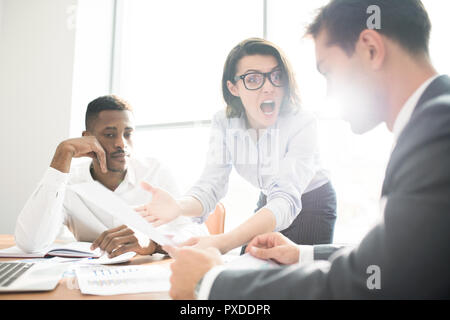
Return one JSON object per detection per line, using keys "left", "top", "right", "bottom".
{"left": 205, "top": 203, "right": 225, "bottom": 235}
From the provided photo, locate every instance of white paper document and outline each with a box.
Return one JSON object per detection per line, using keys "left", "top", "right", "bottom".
{"left": 69, "top": 182, "right": 176, "bottom": 246}
{"left": 78, "top": 251, "right": 137, "bottom": 265}
{"left": 9, "top": 249, "right": 136, "bottom": 266}
{"left": 223, "top": 253, "right": 279, "bottom": 270}
{"left": 75, "top": 264, "right": 171, "bottom": 295}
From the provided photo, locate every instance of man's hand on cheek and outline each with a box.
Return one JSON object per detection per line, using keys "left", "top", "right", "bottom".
{"left": 164, "top": 246, "right": 223, "bottom": 300}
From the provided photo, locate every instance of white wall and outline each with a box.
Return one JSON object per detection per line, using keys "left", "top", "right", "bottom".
{"left": 70, "top": 0, "right": 114, "bottom": 137}
{"left": 0, "top": 0, "right": 77, "bottom": 233}
{"left": 0, "top": 0, "right": 3, "bottom": 38}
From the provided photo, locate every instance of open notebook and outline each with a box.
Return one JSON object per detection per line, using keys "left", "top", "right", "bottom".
{"left": 0, "top": 241, "right": 102, "bottom": 258}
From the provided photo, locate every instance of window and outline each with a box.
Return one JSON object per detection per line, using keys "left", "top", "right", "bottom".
{"left": 115, "top": 0, "right": 263, "bottom": 125}
{"left": 114, "top": 0, "right": 264, "bottom": 235}
{"left": 105, "top": 0, "right": 450, "bottom": 244}
{"left": 266, "top": 0, "right": 391, "bottom": 243}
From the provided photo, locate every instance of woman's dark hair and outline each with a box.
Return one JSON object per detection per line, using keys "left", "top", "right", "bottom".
{"left": 222, "top": 38, "right": 301, "bottom": 118}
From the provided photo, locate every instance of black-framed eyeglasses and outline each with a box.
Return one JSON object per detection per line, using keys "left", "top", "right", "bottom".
{"left": 234, "top": 69, "right": 285, "bottom": 91}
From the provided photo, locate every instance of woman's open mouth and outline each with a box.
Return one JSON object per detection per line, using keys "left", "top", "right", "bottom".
{"left": 260, "top": 100, "right": 275, "bottom": 115}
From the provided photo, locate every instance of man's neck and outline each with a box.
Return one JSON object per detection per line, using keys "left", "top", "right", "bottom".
{"left": 384, "top": 54, "right": 438, "bottom": 131}
{"left": 90, "top": 162, "right": 126, "bottom": 191}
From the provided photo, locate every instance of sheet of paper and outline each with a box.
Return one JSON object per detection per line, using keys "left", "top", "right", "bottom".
{"left": 9, "top": 257, "right": 81, "bottom": 265}
{"left": 75, "top": 264, "right": 171, "bottom": 295}
{"left": 223, "top": 253, "right": 279, "bottom": 270}
{"left": 9, "top": 250, "right": 135, "bottom": 265}
{"left": 79, "top": 251, "right": 136, "bottom": 265}
{"left": 69, "top": 182, "right": 176, "bottom": 246}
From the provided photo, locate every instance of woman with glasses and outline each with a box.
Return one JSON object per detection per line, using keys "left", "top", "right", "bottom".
{"left": 137, "top": 38, "right": 336, "bottom": 254}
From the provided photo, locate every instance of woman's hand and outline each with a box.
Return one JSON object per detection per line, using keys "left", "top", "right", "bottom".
{"left": 178, "top": 234, "right": 228, "bottom": 254}
{"left": 135, "top": 181, "right": 182, "bottom": 227}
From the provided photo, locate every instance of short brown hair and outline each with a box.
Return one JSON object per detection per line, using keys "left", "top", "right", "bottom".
{"left": 222, "top": 38, "right": 301, "bottom": 118}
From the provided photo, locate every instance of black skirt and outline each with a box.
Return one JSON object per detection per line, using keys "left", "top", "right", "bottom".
{"left": 241, "top": 182, "right": 337, "bottom": 254}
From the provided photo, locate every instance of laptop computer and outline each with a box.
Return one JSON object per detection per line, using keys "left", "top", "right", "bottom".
{"left": 0, "top": 261, "right": 67, "bottom": 292}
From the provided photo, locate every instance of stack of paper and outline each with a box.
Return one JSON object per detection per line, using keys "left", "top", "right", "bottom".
{"left": 75, "top": 264, "right": 171, "bottom": 295}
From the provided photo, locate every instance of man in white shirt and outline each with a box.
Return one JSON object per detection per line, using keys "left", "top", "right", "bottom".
{"left": 165, "top": 0, "right": 450, "bottom": 299}
{"left": 14, "top": 95, "right": 208, "bottom": 257}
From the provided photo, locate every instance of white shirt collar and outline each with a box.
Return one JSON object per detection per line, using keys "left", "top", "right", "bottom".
{"left": 79, "top": 157, "right": 137, "bottom": 187}
{"left": 392, "top": 75, "right": 440, "bottom": 140}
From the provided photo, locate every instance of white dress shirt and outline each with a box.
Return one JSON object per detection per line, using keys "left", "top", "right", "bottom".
{"left": 197, "top": 75, "right": 441, "bottom": 300}
{"left": 14, "top": 156, "right": 209, "bottom": 253}
{"left": 186, "top": 109, "right": 330, "bottom": 232}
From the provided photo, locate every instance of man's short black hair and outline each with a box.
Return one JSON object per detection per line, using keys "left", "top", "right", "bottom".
{"left": 85, "top": 95, "right": 133, "bottom": 131}
{"left": 306, "top": 0, "right": 431, "bottom": 56}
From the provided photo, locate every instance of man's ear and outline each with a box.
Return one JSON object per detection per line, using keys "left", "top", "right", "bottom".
{"left": 227, "top": 80, "right": 240, "bottom": 97}
{"left": 357, "top": 29, "right": 385, "bottom": 70}
{"left": 82, "top": 130, "right": 90, "bottom": 137}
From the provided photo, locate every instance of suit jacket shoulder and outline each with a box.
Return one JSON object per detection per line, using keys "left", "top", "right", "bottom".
{"left": 209, "top": 76, "right": 450, "bottom": 300}
{"left": 383, "top": 93, "right": 450, "bottom": 197}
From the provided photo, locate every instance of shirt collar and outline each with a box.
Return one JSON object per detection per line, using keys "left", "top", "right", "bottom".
{"left": 124, "top": 158, "right": 136, "bottom": 186}
{"left": 80, "top": 157, "right": 136, "bottom": 187}
{"left": 238, "top": 112, "right": 278, "bottom": 137}
{"left": 392, "top": 74, "right": 440, "bottom": 140}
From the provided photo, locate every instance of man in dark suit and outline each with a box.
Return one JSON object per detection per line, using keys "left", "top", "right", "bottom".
{"left": 166, "top": 0, "right": 450, "bottom": 299}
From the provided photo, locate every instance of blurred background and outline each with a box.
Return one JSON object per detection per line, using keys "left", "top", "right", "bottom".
{"left": 1, "top": 0, "right": 449, "bottom": 244}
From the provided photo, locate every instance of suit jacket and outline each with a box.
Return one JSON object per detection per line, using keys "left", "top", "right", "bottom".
{"left": 209, "top": 75, "right": 450, "bottom": 299}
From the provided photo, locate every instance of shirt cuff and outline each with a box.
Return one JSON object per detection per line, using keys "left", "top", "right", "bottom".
{"left": 263, "top": 197, "right": 294, "bottom": 231}
{"left": 44, "top": 166, "right": 70, "bottom": 188}
{"left": 297, "top": 245, "right": 314, "bottom": 265}
{"left": 196, "top": 265, "right": 226, "bottom": 300}
{"left": 183, "top": 193, "right": 210, "bottom": 224}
